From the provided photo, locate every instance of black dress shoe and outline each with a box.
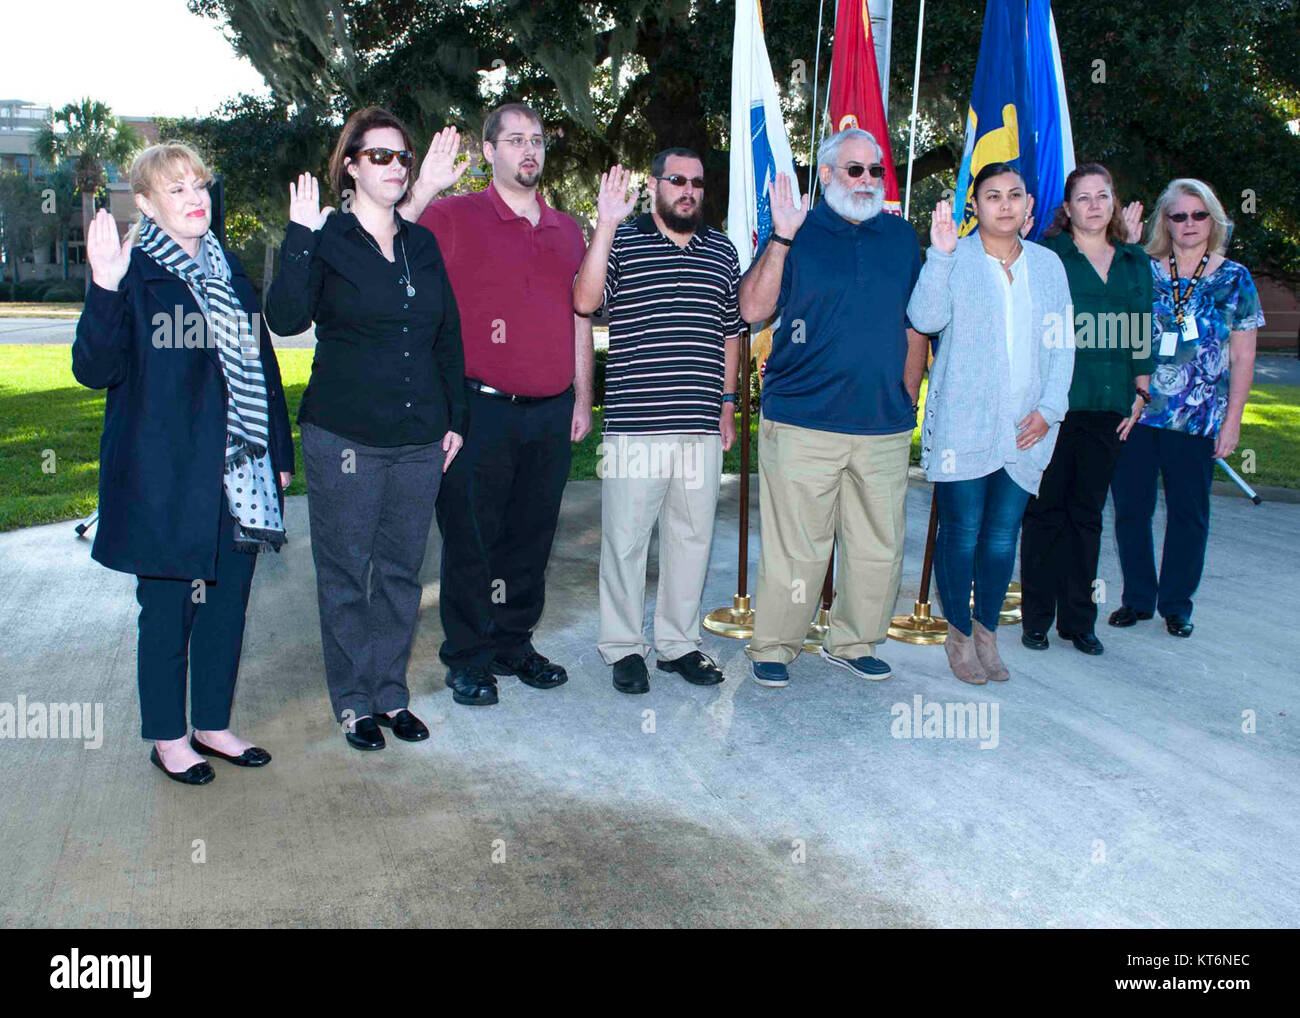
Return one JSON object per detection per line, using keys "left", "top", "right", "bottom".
{"left": 1108, "top": 605, "right": 1154, "bottom": 627}
{"left": 375, "top": 709, "right": 429, "bottom": 742}
{"left": 1059, "top": 631, "right": 1104, "bottom": 655}
{"left": 1165, "top": 615, "right": 1194, "bottom": 638}
{"left": 345, "top": 716, "right": 386, "bottom": 751}
{"left": 657, "top": 650, "right": 724, "bottom": 685}
{"left": 150, "top": 746, "right": 215, "bottom": 785}
{"left": 190, "top": 734, "right": 272, "bottom": 766}
{"left": 491, "top": 649, "right": 568, "bottom": 689}
{"left": 612, "top": 653, "right": 650, "bottom": 694}
{"left": 447, "top": 666, "right": 499, "bottom": 706}
{"left": 1021, "top": 629, "right": 1050, "bottom": 650}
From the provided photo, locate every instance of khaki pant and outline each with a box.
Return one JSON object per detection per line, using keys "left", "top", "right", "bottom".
{"left": 747, "top": 418, "right": 911, "bottom": 664}
{"left": 598, "top": 433, "right": 723, "bottom": 664}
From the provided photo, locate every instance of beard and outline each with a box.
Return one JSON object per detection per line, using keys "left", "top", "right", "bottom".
{"left": 659, "top": 192, "right": 703, "bottom": 233}
{"left": 514, "top": 162, "right": 542, "bottom": 188}
{"left": 823, "top": 176, "right": 883, "bottom": 222}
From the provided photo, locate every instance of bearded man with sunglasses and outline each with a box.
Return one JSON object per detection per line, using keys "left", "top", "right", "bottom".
{"left": 738, "top": 128, "right": 929, "bottom": 689}
{"left": 403, "top": 102, "right": 591, "bottom": 708}
{"left": 573, "top": 149, "right": 743, "bottom": 694}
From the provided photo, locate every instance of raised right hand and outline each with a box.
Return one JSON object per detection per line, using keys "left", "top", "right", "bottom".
{"left": 769, "top": 173, "right": 807, "bottom": 240}
{"left": 289, "top": 173, "right": 334, "bottom": 231}
{"left": 1121, "top": 201, "right": 1145, "bottom": 245}
{"left": 596, "top": 164, "right": 639, "bottom": 225}
{"left": 931, "top": 199, "right": 958, "bottom": 254}
{"left": 86, "top": 208, "right": 131, "bottom": 291}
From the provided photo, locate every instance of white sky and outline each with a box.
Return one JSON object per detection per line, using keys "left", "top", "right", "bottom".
{"left": 1, "top": 0, "right": 270, "bottom": 118}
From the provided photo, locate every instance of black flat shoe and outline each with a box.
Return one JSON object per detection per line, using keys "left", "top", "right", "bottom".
{"left": 1021, "top": 629, "right": 1050, "bottom": 650}
{"left": 345, "top": 716, "right": 385, "bottom": 751}
{"left": 1060, "top": 631, "right": 1104, "bottom": 655}
{"left": 150, "top": 746, "right": 214, "bottom": 785}
{"left": 657, "top": 650, "right": 724, "bottom": 685}
{"left": 448, "top": 666, "right": 499, "bottom": 706}
{"left": 190, "top": 735, "right": 272, "bottom": 767}
{"left": 1165, "top": 615, "right": 1194, "bottom": 638}
{"left": 375, "top": 709, "right": 429, "bottom": 741}
{"left": 1108, "top": 605, "right": 1153, "bottom": 627}
{"left": 491, "top": 649, "right": 568, "bottom": 689}
{"left": 612, "top": 653, "right": 650, "bottom": 694}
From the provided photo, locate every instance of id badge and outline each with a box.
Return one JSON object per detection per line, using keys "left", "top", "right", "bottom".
{"left": 1181, "top": 317, "right": 1199, "bottom": 341}
{"left": 1159, "top": 331, "right": 1179, "bottom": 357}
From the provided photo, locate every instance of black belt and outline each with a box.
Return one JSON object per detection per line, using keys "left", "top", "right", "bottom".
{"left": 465, "top": 378, "right": 574, "bottom": 404}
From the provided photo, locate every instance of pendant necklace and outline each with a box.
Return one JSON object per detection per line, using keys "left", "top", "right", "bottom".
{"left": 358, "top": 226, "right": 416, "bottom": 297}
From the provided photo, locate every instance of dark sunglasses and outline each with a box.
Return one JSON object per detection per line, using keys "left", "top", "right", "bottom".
{"left": 356, "top": 147, "right": 413, "bottom": 168}
{"left": 1167, "top": 210, "right": 1211, "bottom": 223}
{"left": 840, "top": 162, "right": 886, "bottom": 179}
{"left": 658, "top": 174, "right": 705, "bottom": 188}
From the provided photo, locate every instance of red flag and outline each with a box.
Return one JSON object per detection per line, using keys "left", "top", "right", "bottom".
{"left": 828, "top": 0, "right": 901, "bottom": 213}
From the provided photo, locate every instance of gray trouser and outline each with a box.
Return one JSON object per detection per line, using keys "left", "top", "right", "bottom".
{"left": 301, "top": 421, "right": 444, "bottom": 723}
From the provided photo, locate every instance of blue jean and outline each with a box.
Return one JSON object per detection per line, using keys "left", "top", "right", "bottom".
{"left": 934, "top": 468, "right": 1032, "bottom": 636}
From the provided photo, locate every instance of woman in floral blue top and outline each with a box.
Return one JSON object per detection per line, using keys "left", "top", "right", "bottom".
{"left": 1109, "top": 179, "right": 1263, "bottom": 638}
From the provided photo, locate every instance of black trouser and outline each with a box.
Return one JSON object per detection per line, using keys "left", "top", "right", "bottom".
{"left": 301, "top": 421, "right": 444, "bottom": 723}
{"left": 437, "top": 386, "right": 574, "bottom": 669}
{"left": 1110, "top": 422, "right": 1215, "bottom": 620}
{"left": 1020, "top": 410, "right": 1123, "bottom": 635}
{"left": 135, "top": 505, "right": 256, "bottom": 741}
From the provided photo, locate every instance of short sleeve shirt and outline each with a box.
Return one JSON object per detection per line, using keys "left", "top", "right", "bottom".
{"left": 1140, "top": 257, "right": 1264, "bottom": 438}
{"left": 602, "top": 215, "right": 743, "bottom": 434}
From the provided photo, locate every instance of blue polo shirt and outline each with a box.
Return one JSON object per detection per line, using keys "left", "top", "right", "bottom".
{"left": 762, "top": 201, "right": 922, "bottom": 435}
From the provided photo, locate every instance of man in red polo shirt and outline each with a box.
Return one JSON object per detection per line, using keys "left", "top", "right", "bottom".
{"left": 404, "top": 103, "right": 591, "bottom": 707}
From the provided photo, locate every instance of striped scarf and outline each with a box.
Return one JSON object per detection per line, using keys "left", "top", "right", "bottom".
{"left": 137, "top": 217, "right": 286, "bottom": 554}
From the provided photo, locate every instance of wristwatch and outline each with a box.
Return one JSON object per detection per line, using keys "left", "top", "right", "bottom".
{"left": 722, "top": 393, "right": 738, "bottom": 405}
{"left": 1135, "top": 385, "right": 1152, "bottom": 405}
{"left": 770, "top": 234, "right": 793, "bottom": 247}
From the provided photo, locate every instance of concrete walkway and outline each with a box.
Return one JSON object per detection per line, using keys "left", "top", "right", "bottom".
{"left": 0, "top": 478, "right": 1297, "bottom": 928}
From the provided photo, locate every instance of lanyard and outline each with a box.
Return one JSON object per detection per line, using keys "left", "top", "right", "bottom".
{"left": 1168, "top": 252, "right": 1209, "bottom": 326}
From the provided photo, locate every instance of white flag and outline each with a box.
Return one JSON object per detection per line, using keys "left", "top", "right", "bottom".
{"left": 727, "top": 0, "right": 800, "bottom": 275}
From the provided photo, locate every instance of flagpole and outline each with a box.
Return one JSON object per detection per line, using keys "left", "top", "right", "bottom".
{"left": 810, "top": 0, "right": 840, "bottom": 207}
{"left": 903, "top": 0, "right": 925, "bottom": 220}
{"left": 808, "top": 0, "right": 827, "bottom": 183}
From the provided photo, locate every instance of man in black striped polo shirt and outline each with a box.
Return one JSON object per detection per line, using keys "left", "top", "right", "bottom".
{"left": 574, "top": 148, "right": 743, "bottom": 693}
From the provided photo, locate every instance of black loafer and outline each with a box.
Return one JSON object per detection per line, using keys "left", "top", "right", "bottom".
{"left": 190, "top": 734, "right": 272, "bottom": 766}
{"left": 1165, "top": 615, "right": 1194, "bottom": 638}
{"left": 612, "top": 653, "right": 650, "bottom": 694}
{"left": 657, "top": 650, "right": 724, "bottom": 685}
{"left": 448, "top": 666, "right": 499, "bottom": 706}
{"left": 150, "top": 746, "right": 215, "bottom": 785}
{"left": 375, "top": 708, "right": 429, "bottom": 741}
{"left": 1021, "top": 629, "right": 1050, "bottom": 650}
{"left": 1108, "top": 605, "right": 1153, "bottom": 627}
{"left": 491, "top": 649, "right": 568, "bottom": 689}
{"left": 345, "top": 716, "right": 385, "bottom": 751}
{"left": 1060, "top": 631, "right": 1104, "bottom": 655}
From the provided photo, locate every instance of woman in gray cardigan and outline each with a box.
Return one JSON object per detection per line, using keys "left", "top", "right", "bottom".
{"left": 907, "top": 163, "right": 1075, "bottom": 685}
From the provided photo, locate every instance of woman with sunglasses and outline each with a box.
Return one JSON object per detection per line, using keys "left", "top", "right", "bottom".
{"left": 907, "top": 162, "right": 1075, "bottom": 685}
{"left": 1108, "top": 179, "right": 1262, "bottom": 639}
{"left": 1017, "top": 163, "right": 1153, "bottom": 657}
{"left": 265, "top": 106, "right": 469, "bottom": 750}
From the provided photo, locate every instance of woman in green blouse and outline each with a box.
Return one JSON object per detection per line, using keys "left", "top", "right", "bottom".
{"left": 1019, "top": 163, "right": 1153, "bottom": 655}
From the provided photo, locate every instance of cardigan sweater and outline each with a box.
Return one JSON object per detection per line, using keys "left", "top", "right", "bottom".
{"left": 906, "top": 233, "right": 1075, "bottom": 495}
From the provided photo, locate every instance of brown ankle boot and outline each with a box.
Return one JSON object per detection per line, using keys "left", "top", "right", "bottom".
{"left": 945, "top": 625, "right": 986, "bottom": 684}
{"left": 973, "top": 620, "right": 1009, "bottom": 682}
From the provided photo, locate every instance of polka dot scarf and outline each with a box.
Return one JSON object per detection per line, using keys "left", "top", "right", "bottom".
{"left": 137, "top": 217, "right": 286, "bottom": 554}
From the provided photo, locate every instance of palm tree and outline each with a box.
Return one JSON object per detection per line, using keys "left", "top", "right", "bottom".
{"left": 35, "top": 99, "right": 141, "bottom": 292}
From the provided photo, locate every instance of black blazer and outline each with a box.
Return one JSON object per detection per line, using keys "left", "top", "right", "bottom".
{"left": 72, "top": 246, "right": 295, "bottom": 581}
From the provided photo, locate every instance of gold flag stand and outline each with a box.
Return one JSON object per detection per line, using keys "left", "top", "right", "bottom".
{"left": 704, "top": 327, "right": 755, "bottom": 639}
{"left": 888, "top": 488, "right": 949, "bottom": 645}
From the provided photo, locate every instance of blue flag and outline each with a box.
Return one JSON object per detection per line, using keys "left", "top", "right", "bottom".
{"left": 952, "top": 0, "right": 1073, "bottom": 239}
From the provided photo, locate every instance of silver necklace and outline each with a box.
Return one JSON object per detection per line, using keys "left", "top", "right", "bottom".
{"left": 358, "top": 226, "right": 416, "bottom": 297}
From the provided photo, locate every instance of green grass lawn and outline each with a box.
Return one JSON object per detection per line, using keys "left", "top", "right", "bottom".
{"left": 2, "top": 344, "right": 1297, "bottom": 532}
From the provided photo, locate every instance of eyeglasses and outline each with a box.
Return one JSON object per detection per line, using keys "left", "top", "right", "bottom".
{"left": 497, "top": 135, "right": 545, "bottom": 150}
{"left": 839, "top": 163, "right": 886, "bottom": 179}
{"left": 356, "top": 148, "right": 413, "bottom": 167}
{"left": 1167, "top": 210, "right": 1211, "bottom": 223}
{"left": 657, "top": 174, "right": 706, "bottom": 189}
